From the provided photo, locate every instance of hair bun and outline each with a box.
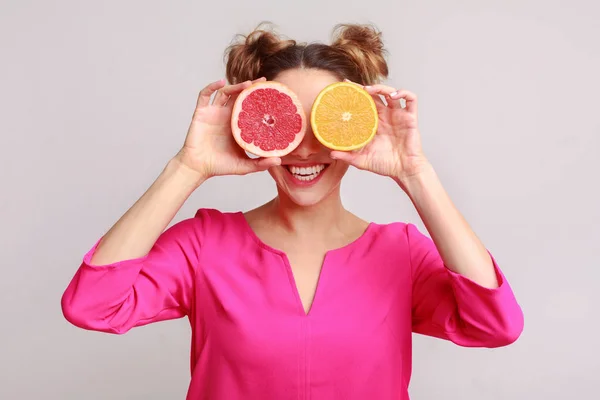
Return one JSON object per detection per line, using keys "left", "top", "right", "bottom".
{"left": 225, "top": 23, "right": 295, "bottom": 84}
{"left": 331, "top": 24, "right": 388, "bottom": 84}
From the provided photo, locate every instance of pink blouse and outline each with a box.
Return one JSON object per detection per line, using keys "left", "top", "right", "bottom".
{"left": 61, "top": 208, "right": 524, "bottom": 399}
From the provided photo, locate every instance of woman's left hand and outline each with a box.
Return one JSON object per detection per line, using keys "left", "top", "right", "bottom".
{"left": 330, "top": 80, "right": 432, "bottom": 184}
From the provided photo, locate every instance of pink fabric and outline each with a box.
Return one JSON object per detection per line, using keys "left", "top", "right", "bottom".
{"left": 61, "top": 208, "right": 524, "bottom": 399}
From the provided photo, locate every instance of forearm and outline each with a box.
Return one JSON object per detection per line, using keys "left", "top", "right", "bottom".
{"left": 397, "top": 164, "right": 499, "bottom": 289}
{"left": 90, "top": 156, "right": 206, "bottom": 265}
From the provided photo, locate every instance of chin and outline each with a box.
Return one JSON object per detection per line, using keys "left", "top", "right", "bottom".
{"left": 269, "top": 161, "right": 348, "bottom": 207}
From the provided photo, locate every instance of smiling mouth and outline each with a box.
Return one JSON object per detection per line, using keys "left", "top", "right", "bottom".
{"left": 284, "top": 164, "right": 329, "bottom": 182}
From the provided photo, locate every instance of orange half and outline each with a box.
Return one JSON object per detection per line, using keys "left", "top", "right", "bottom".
{"left": 310, "top": 82, "right": 378, "bottom": 151}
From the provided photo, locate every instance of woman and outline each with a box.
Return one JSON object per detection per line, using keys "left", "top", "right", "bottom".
{"left": 61, "top": 23, "right": 524, "bottom": 399}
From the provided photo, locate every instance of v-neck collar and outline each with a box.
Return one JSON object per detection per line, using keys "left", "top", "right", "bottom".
{"left": 235, "top": 211, "right": 375, "bottom": 257}
{"left": 235, "top": 212, "right": 376, "bottom": 317}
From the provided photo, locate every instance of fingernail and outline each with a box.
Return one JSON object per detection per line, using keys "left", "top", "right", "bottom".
{"left": 390, "top": 91, "right": 398, "bottom": 97}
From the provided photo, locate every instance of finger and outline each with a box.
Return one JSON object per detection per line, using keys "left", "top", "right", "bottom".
{"left": 215, "top": 77, "right": 267, "bottom": 107}
{"left": 255, "top": 156, "right": 281, "bottom": 170}
{"left": 221, "top": 77, "right": 267, "bottom": 97}
{"left": 238, "top": 156, "right": 281, "bottom": 175}
{"left": 213, "top": 89, "right": 226, "bottom": 106}
{"left": 196, "top": 79, "right": 226, "bottom": 109}
{"left": 367, "top": 86, "right": 418, "bottom": 114}
{"left": 222, "top": 77, "right": 268, "bottom": 108}
{"left": 389, "top": 89, "right": 418, "bottom": 115}
{"left": 212, "top": 84, "right": 242, "bottom": 108}
{"left": 363, "top": 84, "right": 404, "bottom": 109}
{"left": 329, "top": 151, "right": 365, "bottom": 170}
{"left": 372, "top": 93, "right": 387, "bottom": 113}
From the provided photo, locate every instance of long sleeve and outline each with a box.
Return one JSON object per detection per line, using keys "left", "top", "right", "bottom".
{"left": 61, "top": 217, "right": 203, "bottom": 334}
{"left": 407, "top": 223, "right": 524, "bottom": 347}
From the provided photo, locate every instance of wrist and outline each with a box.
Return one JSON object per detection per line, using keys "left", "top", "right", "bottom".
{"left": 395, "top": 164, "right": 448, "bottom": 218}
{"left": 393, "top": 161, "right": 436, "bottom": 193}
{"left": 167, "top": 154, "right": 208, "bottom": 189}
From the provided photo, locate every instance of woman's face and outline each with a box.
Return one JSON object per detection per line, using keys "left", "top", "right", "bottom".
{"left": 268, "top": 68, "right": 349, "bottom": 207}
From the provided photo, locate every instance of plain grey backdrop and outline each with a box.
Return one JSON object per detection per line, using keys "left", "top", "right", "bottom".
{"left": 2, "top": 0, "right": 599, "bottom": 399}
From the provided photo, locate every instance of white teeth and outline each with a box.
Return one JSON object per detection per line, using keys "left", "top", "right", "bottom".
{"left": 289, "top": 165, "right": 325, "bottom": 175}
{"left": 287, "top": 164, "right": 326, "bottom": 182}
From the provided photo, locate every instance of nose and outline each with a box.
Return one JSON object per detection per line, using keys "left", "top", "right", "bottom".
{"left": 290, "top": 128, "right": 322, "bottom": 159}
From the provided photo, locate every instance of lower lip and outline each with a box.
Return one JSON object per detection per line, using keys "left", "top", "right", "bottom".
{"left": 284, "top": 165, "right": 329, "bottom": 187}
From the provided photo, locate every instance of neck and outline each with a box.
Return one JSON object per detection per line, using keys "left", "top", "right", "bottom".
{"left": 267, "top": 185, "right": 348, "bottom": 235}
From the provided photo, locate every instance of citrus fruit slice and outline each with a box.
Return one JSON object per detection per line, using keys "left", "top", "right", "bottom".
{"left": 310, "top": 82, "right": 378, "bottom": 151}
{"left": 231, "top": 81, "right": 307, "bottom": 157}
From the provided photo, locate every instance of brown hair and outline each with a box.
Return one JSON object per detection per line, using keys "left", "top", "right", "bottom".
{"left": 224, "top": 23, "right": 389, "bottom": 86}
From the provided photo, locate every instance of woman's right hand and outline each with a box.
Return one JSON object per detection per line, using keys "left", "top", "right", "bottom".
{"left": 174, "top": 77, "right": 281, "bottom": 179}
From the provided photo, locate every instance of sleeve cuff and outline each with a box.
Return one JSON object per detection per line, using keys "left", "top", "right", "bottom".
{"left": 442, "top": 252, "right": 524, "bottom": 346}
{"left": 82, "top": 237, "right": 149, "bottom": 269}
{"left": 444, "top": 251, "right": 513, "bottom": 298}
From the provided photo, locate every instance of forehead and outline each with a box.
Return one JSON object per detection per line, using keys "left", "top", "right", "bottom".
{"left": 273, "top": 68, "right": 340, "bottom": 111}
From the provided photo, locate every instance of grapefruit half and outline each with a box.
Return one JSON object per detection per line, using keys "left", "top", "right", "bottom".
{"left": 231, "top": 81, "right": 307, "bottom": 157}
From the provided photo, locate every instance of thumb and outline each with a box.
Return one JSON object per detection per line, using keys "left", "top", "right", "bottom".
{"left": 330, "top": 151, "right": 363, "bottom": 168}
{"left": 237, "top": 156, "right": 281, "bottom": 175}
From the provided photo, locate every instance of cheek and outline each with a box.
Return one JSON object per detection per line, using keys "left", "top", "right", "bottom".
{"left": 268, "top": 167, "right": 284, "bottom": 181}
{"left": 328, "top": 162, "right": 350, "bottom": 181}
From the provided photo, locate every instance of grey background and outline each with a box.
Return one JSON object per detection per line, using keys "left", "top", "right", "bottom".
{"left": 2, "top": 0, "right": 599, "bottom": 399}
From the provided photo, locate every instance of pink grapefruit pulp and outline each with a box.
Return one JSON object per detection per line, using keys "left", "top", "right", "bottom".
{"left": 231, "top": 81, "right": 307, "bottom": 157}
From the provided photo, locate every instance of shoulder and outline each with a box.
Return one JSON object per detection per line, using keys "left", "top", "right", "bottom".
{"left": 369, "top": 220, "right": 418, "bottom": 240}
{"left": 367, "top": 220, "right": 432, "bottom": 251}
{"left": 371, "top": 220, "right": 440, "bottom": 268}
{"left": 350, "top": 220, "right": 409, "bottom": 255}
{"left": 190, "top": 207, "right": 245, "bottom": 232}
{"left": 193, "top": 207, "right": 240, "bottom": 225}
{"left": 163, "top": 208, "right": 244, "bottom": 240}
